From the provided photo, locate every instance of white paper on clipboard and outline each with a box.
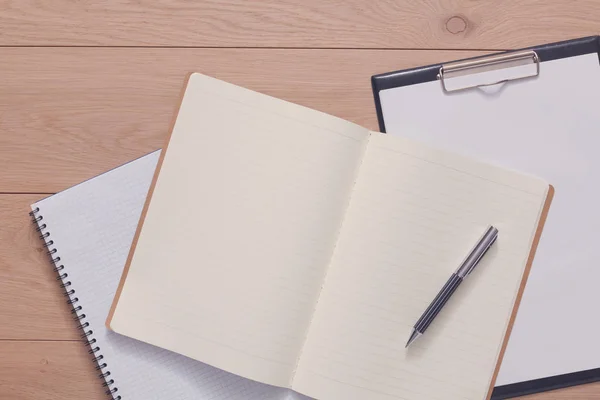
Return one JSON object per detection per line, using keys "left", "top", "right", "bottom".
{"left": 379, "top": 53, "right": 600, "bottom": 386}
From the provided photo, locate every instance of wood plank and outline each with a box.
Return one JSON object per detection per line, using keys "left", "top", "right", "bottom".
{"left": 0, "top": 195, "right": 596, "bottom": 394}
{"left": 0, "top": 341, "right": 105, "bottom": 400}
{"left": 1, "top": 211, "right": 598, "bottom": 399}
{"left": 0, "top": 47, "right": 487, "bottom": 193}
{"left": 0, "top": 0, "right": 597, "bottom": 48}
{"left": 0, "top": 340, "right": 598, "bottom": 399}
{"left": 0, "top": 195, "right": 79, "bottom": 340}
{"left": 521, "top": 383, "right": 600, "bottom": 399}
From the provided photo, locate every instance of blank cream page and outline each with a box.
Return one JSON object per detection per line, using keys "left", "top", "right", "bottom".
{"left": 109, "top": 73, "right": 369, "bottom": 388}
{"left": 293, "top": 133, "right": 549, "bottom": 400}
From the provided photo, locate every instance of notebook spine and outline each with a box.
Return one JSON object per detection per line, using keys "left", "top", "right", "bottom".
{"left": 29, "top": 207, "right": 120, "bottom": 400}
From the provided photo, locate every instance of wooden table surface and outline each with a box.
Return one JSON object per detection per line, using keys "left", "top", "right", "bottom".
{"left": 0, "top": 1, "right": 598, "bottom": 399}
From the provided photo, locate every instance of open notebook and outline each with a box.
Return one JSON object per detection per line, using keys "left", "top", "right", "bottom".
{"left": 30, "top": 151, "right": 309, "bottom": 400}
{"left": 107, "top": 73, "right": 553, "bottom": 400}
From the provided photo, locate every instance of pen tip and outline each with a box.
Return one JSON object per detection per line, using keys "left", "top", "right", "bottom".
{"left": 405, "top": 329, "right": 421, "bottom": 348}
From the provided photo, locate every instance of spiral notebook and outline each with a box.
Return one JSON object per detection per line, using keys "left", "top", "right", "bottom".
{"left": 29, "top": 151, "right": 309, "bottom": 400}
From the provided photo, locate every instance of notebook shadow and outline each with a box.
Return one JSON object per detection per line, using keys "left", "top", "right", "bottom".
{"left": 104, "top": 329, "right": 311, "bottom": 400}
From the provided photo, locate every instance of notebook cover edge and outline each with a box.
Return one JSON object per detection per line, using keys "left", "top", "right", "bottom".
{"left": 105, "top": 72, "right": 194, "bottom": 330}
{"left": 485, "top": 184, "right": 555, "bottom": 400}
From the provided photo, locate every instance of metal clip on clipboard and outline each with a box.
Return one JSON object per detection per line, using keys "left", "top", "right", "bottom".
{"left": 438, "top": 51, "right": 540, "bottom": 93}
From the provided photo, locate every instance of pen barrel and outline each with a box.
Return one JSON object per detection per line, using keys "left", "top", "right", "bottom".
{"left": 455, "top": 225, "right": 498, "bottom": 278}
{"left": 414, "top": 273, "right": 463, "bottom": 334}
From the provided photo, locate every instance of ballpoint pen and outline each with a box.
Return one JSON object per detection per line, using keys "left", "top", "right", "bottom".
{"left": 406, "top": 225, "right": 499, "bottom": 348}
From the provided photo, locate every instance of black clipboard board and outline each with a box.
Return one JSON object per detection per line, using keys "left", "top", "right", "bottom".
{"left": 371, "top": 35, "right": 600, "bottom": 399}
{"left": 372, "top": 35, "right": 600, "bottom": 133}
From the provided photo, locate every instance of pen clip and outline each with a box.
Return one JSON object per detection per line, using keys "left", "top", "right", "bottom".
{"left": 465, "top": 236, "right": 496, "bottom": 276}
{"left": 456, "top": 226, "right": 498, "bottom": 278}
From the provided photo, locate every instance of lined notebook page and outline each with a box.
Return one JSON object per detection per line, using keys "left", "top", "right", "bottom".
{"left": 293, "top": 134, "right": 549, "bottom": 400}
{"left": 110, "top": 73, "right": 369, "bottom": 388}
{"left": 32, "top": 151, "right": 310, "bottom": 400}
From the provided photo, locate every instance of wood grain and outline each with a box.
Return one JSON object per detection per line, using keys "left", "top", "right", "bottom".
{"left": 0, "top": 1, "right": 598, "bottom": 398}
{"left": 521, "top": 383, "right": 600, "bottom": 399}
{"left": 0, "top": 47, "right": 486, "bottom": 193}
{"left": 0, "top": 0, "right": 597, "bottom": 48}
{"left": 0, "top": 341, "right": 105, "bottom": 400}
{"left": 0, "top": 195, "right": 79, "bottom": 340}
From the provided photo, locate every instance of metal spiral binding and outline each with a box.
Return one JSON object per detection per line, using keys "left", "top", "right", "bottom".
{"left": 29, "top": 207, "right": 121, "bottom": 400}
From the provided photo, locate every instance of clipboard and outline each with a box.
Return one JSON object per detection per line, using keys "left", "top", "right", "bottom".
{"left": 370, "top": 36, "right": 600, "bottom": 399}
{"left": 372, "top": 35, "right": 600, "bottom": 133}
